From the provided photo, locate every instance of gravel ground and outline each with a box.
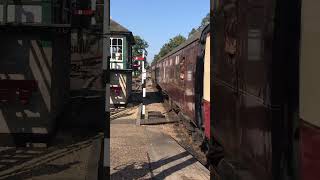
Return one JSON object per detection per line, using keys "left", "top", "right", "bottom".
{"left": 110, "top": 124, "right": 152, "bottom": 180}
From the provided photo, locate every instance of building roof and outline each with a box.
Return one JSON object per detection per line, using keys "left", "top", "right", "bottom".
{"left": 110, "top": 19, "right": 135, "bottom": 44}
{"left": 111, "top": 19, "right": 130, "bottom": 33}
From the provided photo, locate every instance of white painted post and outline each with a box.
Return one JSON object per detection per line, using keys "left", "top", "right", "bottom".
{"left": 141, "top": 51, "right": 146, "bottom": 119}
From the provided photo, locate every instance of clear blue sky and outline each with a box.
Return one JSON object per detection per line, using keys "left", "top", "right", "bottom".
{"left": 111, "top": 0, "right": 209, "bottom": 62}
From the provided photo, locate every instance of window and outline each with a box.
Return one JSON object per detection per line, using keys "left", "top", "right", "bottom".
{"left": 175, "top": 56, "right": 180, "bottom": 65}
{"left": 187, "top": 64, "right": 193, "bottom": 81}
{"left": 180, "top": 57, "right": 185, "bottom": 80}
{"left": 248, "top": 29, "right": 262, "bottom": 61}
{"left": 110, "top": 38, "right": 123, "bottom": 61}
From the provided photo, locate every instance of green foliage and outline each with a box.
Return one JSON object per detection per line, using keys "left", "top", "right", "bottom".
{"left": 152, "top": 13, "right": 209, "bottom": 63}
{"left": 132, "top": 35, "right": 149, "bottom": 57}
{"left": 153, "top": 54, "right": 160, "bottom": 62}
{"left": 200, "top": 12, "right": 210, "bottom": 29}
{"left": 188, "top": 28, "right": 198, "bottom": 38}
{"left": 188, "top": 12, "right": 210, "bottom": 37}
{"left": 153, "top": 35, "right": 186, "bottom": 62}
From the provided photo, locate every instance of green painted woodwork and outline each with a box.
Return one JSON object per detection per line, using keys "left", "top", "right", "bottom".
{"left": 123, "top": 37, "right": 127, "bottom": 69}
{"left": 40, "top": 40, "right": 52, "bottom": 48}
{"left": 42, "top": 0, "right": 52, "bottom": 24}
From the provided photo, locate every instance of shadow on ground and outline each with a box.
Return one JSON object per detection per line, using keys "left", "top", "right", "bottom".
{"left": 110, "top": 151, "right": 197, "bottom": 180}
{"left": 0, "top": 132, "right": 100, "bottom": 180}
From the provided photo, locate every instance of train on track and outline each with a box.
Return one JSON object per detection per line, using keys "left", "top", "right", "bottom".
{"left": 152, "top": 0, "right": 320, "bottom": 179}
{"left": 150, "top": 24, "right": 211, "bottom": 164}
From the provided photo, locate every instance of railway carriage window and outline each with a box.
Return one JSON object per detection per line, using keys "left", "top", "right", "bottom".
{"left": 175, "top": 56, "right": 180, "bottom": 82}
{"left": 187, "top": 65, "right": 193, "bottom": 81}
{"left": 171, "top": 66, "right": 174, "bottom": 82}
{"left": 241, "top": 4, "right": 267, "bottom": 99}
{"left": 180, "top": 57, "right": 185, "bottom": 80}
{"left": 163, "top": 61, "right": 166, "bottom": 82}
{"left": 248, "top": 29, "right": 261, "bottom": 61}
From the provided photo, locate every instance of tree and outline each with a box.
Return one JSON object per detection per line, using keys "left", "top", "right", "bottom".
{"left": 188, "top": 28, "right": 198, "bottom": 38}
{"left": 199, "top": 12, "right": 210, "bottom": 29}
{"left": 188, "top": 13, "right": 210, "bottom": 37}
{"left": 153, "top": 35, "right": 186, "bottom": 62}
{"left": 132, "top": 35, "right": 149, "bottom": 57}
{"left": 153, "top": 54, "right": 160, "bottom": 62}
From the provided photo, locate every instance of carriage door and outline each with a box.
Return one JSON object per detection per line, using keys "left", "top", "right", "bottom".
{"left": 184, "top": 46, "right": 196, "bottom": 121}
{"left": 300, "top": 0, "right": 320, "bottom": 179}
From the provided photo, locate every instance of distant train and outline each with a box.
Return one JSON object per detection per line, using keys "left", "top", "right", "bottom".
{"left": 150, "top": 24, "right": 211, "bottom": 162}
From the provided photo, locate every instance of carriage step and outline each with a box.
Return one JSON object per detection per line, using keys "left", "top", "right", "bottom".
{"left": 139, "top": 118, "right": 179, "bottom": 125}
{"left": 148, "top": 111, "right": 165, "bottom": 119}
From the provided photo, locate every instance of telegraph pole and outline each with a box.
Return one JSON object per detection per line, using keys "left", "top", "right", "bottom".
{"left": 100, "top": 0, "right": 110, "bottom": 178}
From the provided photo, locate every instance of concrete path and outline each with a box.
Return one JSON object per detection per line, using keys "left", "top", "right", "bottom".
{"left": 110, "top": 122, "right": 210, "bottom": 180}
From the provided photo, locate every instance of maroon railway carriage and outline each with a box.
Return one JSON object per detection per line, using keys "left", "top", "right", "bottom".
{"left": 156, "top": 32, "right": 200, "bottom": 124}
{"left": 152, "top": 26, "right": 210, "bottom": 148}
{"left": 211, "top": 0, "right": 300, "bottom": 179}
{"left": 211, "top": 0, "right": 320, "bottom": 180}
